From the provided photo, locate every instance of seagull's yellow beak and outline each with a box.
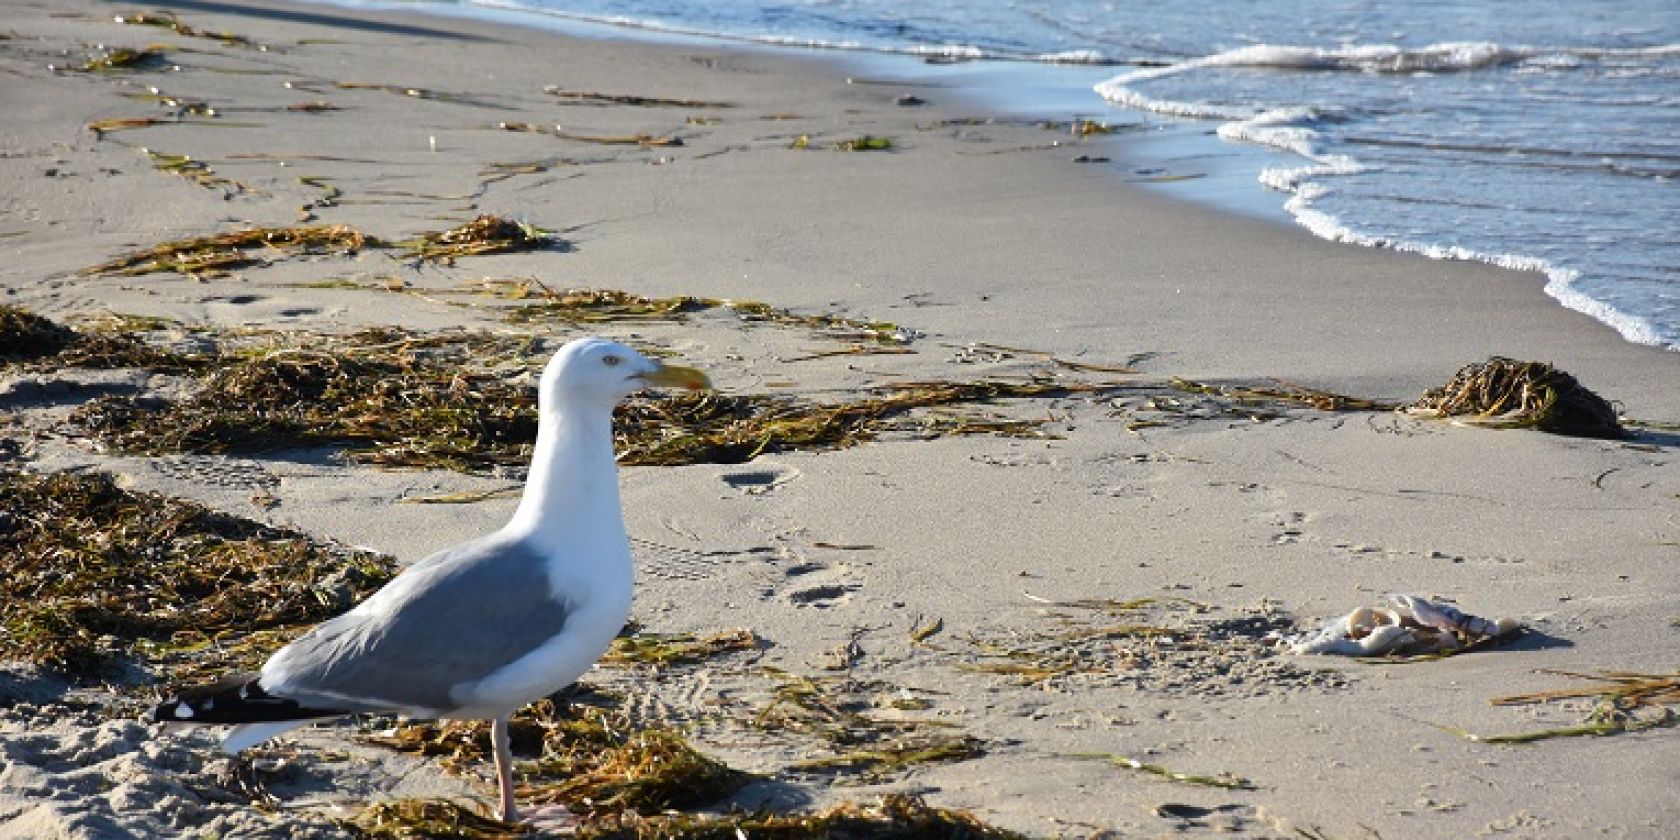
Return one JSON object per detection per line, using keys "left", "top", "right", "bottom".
{"left": 636, "top": 361, "right": 711, "bottom": 391}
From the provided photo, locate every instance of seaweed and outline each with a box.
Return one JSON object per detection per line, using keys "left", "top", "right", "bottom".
{"left": 81, "top": 224, "right": 372, "bottom": 278}
{"left": 295, "top": 175, "right": 342, "bottom": 221}
{"left": 602, "top": 628, "right": 762, "bottom": 667}
{"left": 834, "top": 136, "right": 893, "bottom": 151}
{"left": 1408, "top": 357, "right": 1625, "bottom": 438}
{"left": 1168, "top": 377, "right": 1396, "bottom": 412}
{"left": 497, "top": 122, "right": 684, "bottom": 147}
{"left": 1041, "top": 120, "right": 1115, "bottom": 136}
{"left": 113, "top": 12, "right": 254, "bottom": 47}
{"left": 72, "top": 356, "right": 1095, "bottom": 471}
{"left": 335, "top": 82, "right": 498, "bottom": 108}
{"left": 401, "top": 215, "right": 558, "bottom": 264}
{"left": 506, "top": 289, "right": 908, "bottom": 344}
{"left": 349, "top": 799, "right": 527, "bottom": 839}
{"left": 122, "top": 88, "right": 217, "bottom": 116}
{"left": 523, "top": 715, "right": 750, "bottom": 818}
{"left": 0, "top": 469, "right": 394, "bottom": 677}
{"left": 789, "top": 735, "right": 984, "bottom": 775}
{"left": 87, "top": 116, "right": 165, "bottom": 136}
{"left": 0, "top": 305, "right": 78, "bottom": 361}
{"left": 611, "top": 381, "right": 1084, "bottom": 466}
{"left": 1438, "top": 670, "right": 1680, "bottom": 743}
{"left": 70, "top": 45, "right": 170, "bottom": 72}
{"left": 0, "top": 306, "right": 206, "bottom": 371}
{"left": 791, "top": 135, "right": 893, "bottom": 151}
{"left": 1067, "top": 752, "right": 1254, "bottom": 790}
{"left": 70, "top": 329, "right": 543, "bottom": 472}
{"left": 350, "top": 794, "right": 1025, "bottom": 840}
{"left": 751, "top": 667, "right": 977, "bottom": 778}
{"left": 371, "top": 702, "right": 750, "bottom": 819}
{"left": 543, "top": 87, "right": 733, "bottom": 108}
{"left": 145, "top": 149, "right": 248, "bottom": 194}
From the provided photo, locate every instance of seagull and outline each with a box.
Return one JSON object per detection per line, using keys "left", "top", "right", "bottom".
{"left": 150, "top": 336, "right": 709, "bottom": 823}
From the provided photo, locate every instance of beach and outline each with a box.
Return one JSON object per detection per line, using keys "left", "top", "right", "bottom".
{"left": 2, "top": 0, "right": 1677, "bottom": 837}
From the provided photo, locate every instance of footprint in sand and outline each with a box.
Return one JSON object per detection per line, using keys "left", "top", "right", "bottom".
{"left": 719, "top": 462, "right": 799, "bottom": 495}
{"left": 781, "top": 559, "right": 860, "bottom": 608}
{"left": 149, "top": 454, "right": 280, "bottom": 492}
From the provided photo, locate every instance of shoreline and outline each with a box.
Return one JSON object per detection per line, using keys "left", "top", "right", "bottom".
{"left": 287, "top": 0, "right": 1679, "bottom": 355}
{"left": 3, "top": 0, "right": 1678, "bottom": 837}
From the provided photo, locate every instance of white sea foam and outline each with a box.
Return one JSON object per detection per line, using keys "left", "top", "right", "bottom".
{"left": 1283, "top": 184, "right": 1674, "bottom": 348}
{"left": 1099, "top": 40, "right": 1680, "bottom": 351}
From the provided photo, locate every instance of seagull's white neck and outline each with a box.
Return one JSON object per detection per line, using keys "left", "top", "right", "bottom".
{"left": 505, "top": 401, "right": 626, "bottom": 553}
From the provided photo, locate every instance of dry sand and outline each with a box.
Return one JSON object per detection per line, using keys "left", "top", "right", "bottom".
{"left": 2, "top": 0, "right": 1677, "bottom": 837}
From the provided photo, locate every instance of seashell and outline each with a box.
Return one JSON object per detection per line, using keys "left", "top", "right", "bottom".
{"left": 1390, "top": 594, "right": 1515, "bottom": 639}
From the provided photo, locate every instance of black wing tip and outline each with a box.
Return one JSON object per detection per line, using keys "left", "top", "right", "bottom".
{"left": 151, "top": 675, "right": 344, "bottom": 724}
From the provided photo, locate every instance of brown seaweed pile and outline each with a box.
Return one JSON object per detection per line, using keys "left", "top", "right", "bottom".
{"left": 403, "top": 215, "right": 557, "bottom": 264}
{"left": 78, "top": 215, "right": 561, "bottom": 278}
{"left": 67, "top": 322, "right": 1096, "bottom": 471}
{"left": 0, "top": 305, "right": 77, "bottom": 361}
{"left": 0, "top": 469, "right": 393, "bottom": 677}
{"left": 81, "top": 224, "right": 372, "bottom": 278}
{"left": 67, "top": 45, "right": 170, "bottom": 73}
{"left": 504, "top": 287, "right": 908, "bottom": 345}
{"left": 366, "top": 701, "right": 750, "bottom": 820}
{"left": 1408, "top": 356, "right": 1624, "bottom": 438}
{"left": 0, "top": 306, "right": 206, "bottom": 371}
{"left": 349, "top": 794, "right": 1026, "bottom": 839}
{"left": 71, "top": 329, "right": 545, "bottom": 473}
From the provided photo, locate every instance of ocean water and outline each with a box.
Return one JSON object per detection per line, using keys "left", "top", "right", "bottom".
{"left": 347, "top": 0, "right": 1680, "bottom": 350}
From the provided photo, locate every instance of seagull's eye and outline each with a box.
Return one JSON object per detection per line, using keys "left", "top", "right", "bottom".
{"left": 601, "top": 354, "right": 623, "bottom": 367}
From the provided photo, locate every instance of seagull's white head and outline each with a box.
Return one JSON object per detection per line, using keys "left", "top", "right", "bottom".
{"left": 538, "top": 337, "right": 710, "bottom": 412}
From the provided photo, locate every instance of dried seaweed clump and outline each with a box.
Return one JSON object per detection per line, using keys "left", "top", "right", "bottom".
{"left": 70, "top": 321, "right": 1090, "bottom": 471}
{"left": 371, "top": 702, "right": 750, "bottom": 819}
{"left": 578, "top": 795, "right": 1028, "bottom": 840}
{"left": 68, "top": 45, "right": 170, "bottom": 72}
{"left": 752, "top": 668, "right": 984, "bottom": 780}
{"left": 1409, "top": 357, "right": 1624, "bottom": 439}
{"left": 506, "top": 288, "right": 908, "bottom": 344}
{"left": 349, "top": 794, "right": 1025, "bottom": 840}
{"left": 71, "top": 330, "right": 542, "bottom": 472}
{"left": 0, "top": 305, "right": 77, "bottom": 360}
{"left": 346, "top": 799, "right": 517, "bottom": 840}
{"left": 0, "top": 469, "right": 393, "bottom": 677}
{"left": 1441, "top": 670, "right": 1680, "bottom": 744}
{"left": 349, "top": 799, "right": 528, "bottom": 839}
{"left": 114, "top": 11, "right": 254, "bottom": 47}
{"left": 524, "top": 710, "right": 750, "bottom": 818}
{"left": 405, "top": 215, "right": 556, "bottom": 264}
{"left": 1168, "top": 377, "right": 1397, "bottom": 412}
{"left": 603, "top": 628, "right": 762, "bottom": 667}
{"left": 0, "top": 306, "right": 205, "bottom": 371}
{"left": 82, "top": 224, "right": 371, "bottom": 278}
{"left": 614, "top": 381, "right": 1079, "bottom": 466}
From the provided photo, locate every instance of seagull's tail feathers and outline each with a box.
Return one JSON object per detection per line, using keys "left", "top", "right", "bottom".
{"left": 221, "top": 719, "right": 329, "bottom": 754}
{"left": 150, "top": 672, "right": 349, "bottom": 752}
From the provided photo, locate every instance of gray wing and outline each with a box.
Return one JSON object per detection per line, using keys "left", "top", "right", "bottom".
{"left": 261, "top": 534, "right": 573, "bottom": 715}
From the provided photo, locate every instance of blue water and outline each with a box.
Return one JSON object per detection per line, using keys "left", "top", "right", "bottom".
{"left": 342, "top": 0, "right": 1680, "bottom": 350}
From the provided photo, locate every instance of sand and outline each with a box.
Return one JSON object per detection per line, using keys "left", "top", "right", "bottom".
{"left": 2, "top": 0, "right": 1677, "bottom": 837}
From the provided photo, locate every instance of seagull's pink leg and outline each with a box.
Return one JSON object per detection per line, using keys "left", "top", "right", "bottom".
{"left": 491, "top": 715, "right": 518, "bottom": 822}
